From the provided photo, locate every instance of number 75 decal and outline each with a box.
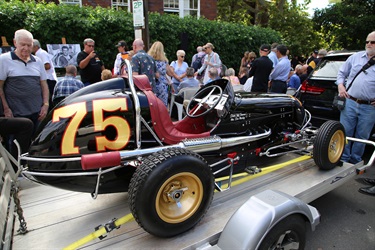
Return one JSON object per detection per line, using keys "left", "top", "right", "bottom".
{"left": 52, "top": 98, "right": 131, "bottom": 155}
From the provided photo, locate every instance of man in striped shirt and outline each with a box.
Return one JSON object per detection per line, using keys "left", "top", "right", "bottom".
{"left": 0, "top": 29, "right": 49, "bottom": 133}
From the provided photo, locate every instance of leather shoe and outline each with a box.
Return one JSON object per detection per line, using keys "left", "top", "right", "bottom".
{"left": 363, "top": 178, "right": 375, "bottom": 185}
{"left": 358, "top": 185, "right": 375, "bottom": 196}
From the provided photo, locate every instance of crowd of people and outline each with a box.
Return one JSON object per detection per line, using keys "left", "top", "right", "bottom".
{"left": 238, "top": 43, "right": 325, "bottom": 95}
{"left": 0, "top": 28, "right": 374, "bottom": 196}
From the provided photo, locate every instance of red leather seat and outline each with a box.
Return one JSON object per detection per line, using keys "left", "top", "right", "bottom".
{"left": 133, "top": 75, "right": 209, "bottom": 145}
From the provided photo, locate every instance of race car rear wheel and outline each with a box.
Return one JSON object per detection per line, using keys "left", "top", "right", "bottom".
{"left": 313, "top": 120, "right": 345, "bottom": 170}
{"left": 128, "top": 148, "right": 214, "bottom": 237}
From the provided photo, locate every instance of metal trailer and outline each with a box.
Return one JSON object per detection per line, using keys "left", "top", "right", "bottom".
{"left": 10, "top": 139, "right": 374, "bottom": 250}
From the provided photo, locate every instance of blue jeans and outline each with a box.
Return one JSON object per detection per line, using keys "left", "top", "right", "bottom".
{"left": 340, "top": 98, "right": 375, "bottom": 163}
{"left": 172, "top": 82, "right": 180, "bottom": 94}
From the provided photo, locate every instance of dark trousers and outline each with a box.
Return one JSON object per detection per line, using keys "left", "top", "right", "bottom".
{"left": 47, "top": 79, "right": 57, "bottom": 111}
{"left": 21, "top": 112, "right": 40, "bottom": 136}
{"left": 270, "top": 80, "right": 287, "bottom": 94}
{"left": 0, "top": 117, "right": 34, "bottom": 161}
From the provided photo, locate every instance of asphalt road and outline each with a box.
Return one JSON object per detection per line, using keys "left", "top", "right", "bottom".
{"left": 305, "top": 149, "right": 375, "bottom": 250}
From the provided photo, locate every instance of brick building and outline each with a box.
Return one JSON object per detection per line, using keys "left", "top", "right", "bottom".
{"left": 54, "top": 0, "right": 218, "bottom": 20}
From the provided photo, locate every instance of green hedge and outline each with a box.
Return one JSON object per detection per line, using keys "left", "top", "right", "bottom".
{"left": 0, "top": 0, "right": 281, "bottom": 73}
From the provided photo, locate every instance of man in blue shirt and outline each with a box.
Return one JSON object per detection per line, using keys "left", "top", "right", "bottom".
{"left": 269, "top": 44, "right": 291, "bottom": 93}
{"left": 205, "top": 67, "right": 220, "bottom": 85}
{"left": 178, "top": 67, "right": 200, "bottom": 92}
{"left": 52, "top": 65, "right": 84, "bottom": 107}
{"left": 337, "top": 31, "right": 375, "bottom": 168}
{"left": 268, "top": 43, "right": 279, "bottom": 68}
{"left": 287, "top": 64, "right": 302, "bottom": 90}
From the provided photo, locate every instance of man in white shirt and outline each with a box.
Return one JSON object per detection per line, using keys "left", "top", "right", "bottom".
{"left": 33, "top": 39, "right": 57, "bottom": 109}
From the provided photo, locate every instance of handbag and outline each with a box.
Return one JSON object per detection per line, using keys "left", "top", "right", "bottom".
{"left": 333, "top": 95, "right": 346, "bottom": 111}
{"left": 332, "top": 55, "right": 375, "bottom": 111}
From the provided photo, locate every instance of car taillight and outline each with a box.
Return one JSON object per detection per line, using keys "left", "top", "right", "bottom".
{"left": 299, "top": 80, "right": 325, "bottom": 94}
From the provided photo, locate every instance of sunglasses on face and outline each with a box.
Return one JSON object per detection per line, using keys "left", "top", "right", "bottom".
{"left": 366, "top": 41, "right": 375, "bottom": 44}
{"left": 180, "top": 55, "right": 185, "bottom": 58}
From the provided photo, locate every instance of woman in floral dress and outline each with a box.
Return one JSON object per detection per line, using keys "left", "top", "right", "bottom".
{"left": 148, "top": 41, "right": 174, "bottom": 107}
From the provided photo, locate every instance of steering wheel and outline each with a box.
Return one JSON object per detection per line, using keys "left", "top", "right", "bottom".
{"left": 186, "top": 85, "right": 223, "bottom": 118}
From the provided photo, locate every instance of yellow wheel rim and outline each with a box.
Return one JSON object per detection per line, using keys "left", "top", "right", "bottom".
{"left": 155, "top": 172, "right": 203, "bottom": 224}
{"left": 328, "top": 130, "right": 345, "bottom": 163}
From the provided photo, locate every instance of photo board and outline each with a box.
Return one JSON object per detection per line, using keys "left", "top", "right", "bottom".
{"left": 0, "top": 46, "right": 15, "bottom": 54}
{"left": 47, "top": 44, "right": 81, "bottom": 68}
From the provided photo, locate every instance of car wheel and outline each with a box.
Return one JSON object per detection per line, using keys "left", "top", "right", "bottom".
{"left": 258, "top": 215, "right": 306, "bottom": 250}
{"left": 313, "top": 120, "right": 345, "bottom": 170}
{"left": 128, "top": 148, "right": 214, "bottom": 237}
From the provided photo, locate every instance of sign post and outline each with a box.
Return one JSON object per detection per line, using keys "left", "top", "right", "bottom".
{"left": 132, "top": 0, "right": 149, "bottom": 49}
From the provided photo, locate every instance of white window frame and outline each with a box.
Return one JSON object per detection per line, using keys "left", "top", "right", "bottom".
{"left": 59, "top": 0, "right": 82, "bottom": 7}
{"left": 164, "top": 0, "right": 200, "bottom": 18}
{"left": 112, "top": 0, "right": 131, "bottom": 11}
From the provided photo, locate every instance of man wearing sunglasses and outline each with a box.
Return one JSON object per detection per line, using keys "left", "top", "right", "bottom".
{"left": 77, "top": 38, "right": 105, "bottom": 86}
{"left": 336, "top": 31, "right": 375, "bottom": 195}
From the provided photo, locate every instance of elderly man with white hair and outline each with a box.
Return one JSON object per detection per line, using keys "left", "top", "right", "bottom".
{"left": 0, "top": 29, "right": 49, "bottom": 133}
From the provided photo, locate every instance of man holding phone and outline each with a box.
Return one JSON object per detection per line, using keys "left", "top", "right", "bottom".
{"left": 77, "top": 38, "right": 105, "bottom": 86}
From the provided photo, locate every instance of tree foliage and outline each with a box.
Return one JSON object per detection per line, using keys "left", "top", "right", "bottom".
{"left": 313, "top": 0, "right": 375, "bottom": 50}
{"left": 267, "top": 0, "right": 322, "bottom": 56}
{"left": 217, "top": 0, "right": 323, "bottom": 57}
{"left": 0, "top": 0, "right": 280, "bottom": 72}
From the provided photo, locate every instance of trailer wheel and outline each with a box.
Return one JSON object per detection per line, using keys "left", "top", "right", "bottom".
{"left": 258, "top": 215, "right": 306, "bottom": 250}
{"left": 313, "top": 120, "right": 345, "bottom": 170}
{"left": 128, "top": 148, "right": 214, "bottom": 237}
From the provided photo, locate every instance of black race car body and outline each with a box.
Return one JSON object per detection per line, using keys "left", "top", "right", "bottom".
{"left": 22, "top": 61, "right": 345, "bottom": 237}
{"left": 25, "top": 75, "right": 306, "bottom": 193}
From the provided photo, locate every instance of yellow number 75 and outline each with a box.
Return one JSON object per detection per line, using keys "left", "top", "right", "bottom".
{"left": 52, "top": 98, "right": 131, "bottom": 155}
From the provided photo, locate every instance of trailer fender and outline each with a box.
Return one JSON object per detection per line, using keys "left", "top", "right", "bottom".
{"left": 216, "top": 189, "right": 320, "bottom": 250}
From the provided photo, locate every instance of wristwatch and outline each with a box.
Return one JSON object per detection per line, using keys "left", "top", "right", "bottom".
{"left": 43, "top": 102, "right": 49, "bottom": 106}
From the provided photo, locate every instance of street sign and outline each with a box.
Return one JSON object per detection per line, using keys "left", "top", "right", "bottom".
{"left": 133, "top": 0, "right": 144, "bottom": 28}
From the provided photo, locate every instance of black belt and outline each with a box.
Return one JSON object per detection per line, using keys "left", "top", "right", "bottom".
{"left": 349, "top": 95, "right": 372, "bottom": 105}
{"left": 272, "top": 80, "right": 286, "bottom": 83}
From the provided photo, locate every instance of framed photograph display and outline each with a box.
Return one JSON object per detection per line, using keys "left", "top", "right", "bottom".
{"left": 0, "top": 46, "right": 15, "bottom": 54}
{"left": 47, "top": 44, "right": 81, "bottom": 68}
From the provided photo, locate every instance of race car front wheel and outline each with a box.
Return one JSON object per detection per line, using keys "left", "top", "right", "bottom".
{"left": 128, "top": 148, "right": 214, "bottom": 237}
{"left": 313, "top": 120, "right": 345, "bottom": 170}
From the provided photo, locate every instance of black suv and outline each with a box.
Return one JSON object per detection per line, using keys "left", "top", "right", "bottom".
{"left": 296, "top": 51, "right": 357, "bottom": 127}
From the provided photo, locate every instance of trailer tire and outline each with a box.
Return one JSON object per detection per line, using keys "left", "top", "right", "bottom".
{"left": 258, "top": 214, "right": 306, "bottom": 250}
{"left": 313, "top": 120, "right": 345, "bottom": 170}
{"left": 128, "top": 148, "right": 214, "bottom": 237}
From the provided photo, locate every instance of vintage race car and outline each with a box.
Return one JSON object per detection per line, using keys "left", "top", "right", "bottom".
{"left": 22, "top": 61, "right": 345, "bottom": 238}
